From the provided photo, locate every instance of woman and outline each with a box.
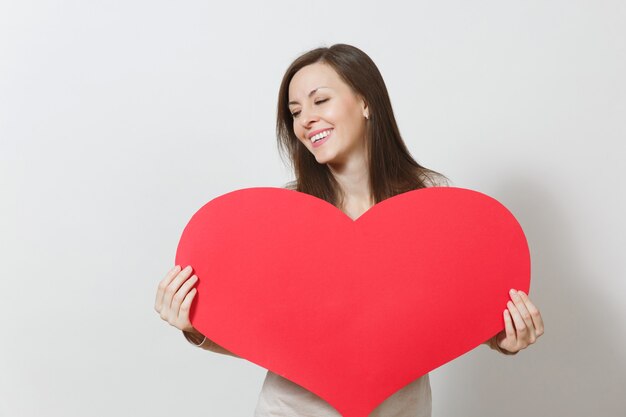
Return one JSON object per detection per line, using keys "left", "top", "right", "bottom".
{"left": 154, "top": 44, "right": 545, "bottom": 416}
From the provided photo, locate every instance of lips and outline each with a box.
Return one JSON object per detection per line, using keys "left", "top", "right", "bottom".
{"left": 312, "top": 130, "right": 332, "bottom": 148}
{"left": 308, "top": 128, "right": 334, "bottom": 139}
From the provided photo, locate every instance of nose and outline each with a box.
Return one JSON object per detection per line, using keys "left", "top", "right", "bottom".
{"left": 299, "top": 106, "right": 319, "bottom": 130}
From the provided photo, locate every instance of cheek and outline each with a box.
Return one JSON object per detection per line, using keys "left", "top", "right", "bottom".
{"left": 294, "top": 129, "right": 303, "bottom": 142}
{"left": 328, "top": 98, "right": 356, "bottom": 125}
{"left": 293, "top": 124, "right": 303, "bottom": 139}
{"left": 323, "top": 104, "right": 341, "bottom": 121}
{"left": 293, "top": 126, "right": 308, "bottom": 146}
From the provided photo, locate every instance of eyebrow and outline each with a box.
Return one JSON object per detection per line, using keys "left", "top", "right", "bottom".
{"left": 288, "top": 87, "right": 330, "bottom": 106}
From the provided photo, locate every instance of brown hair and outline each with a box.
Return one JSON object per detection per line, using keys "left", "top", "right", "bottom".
{"left": 276, "top": 43, "right": 449, "bottom": 208}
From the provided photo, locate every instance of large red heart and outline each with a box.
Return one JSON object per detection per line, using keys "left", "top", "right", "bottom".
{"left": 175, "top": 186, "right": 530, "bottom": 417}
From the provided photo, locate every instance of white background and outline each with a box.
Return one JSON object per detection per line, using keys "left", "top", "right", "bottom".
{"left": 1, "top": 1, "right": 625, "bottom": 416}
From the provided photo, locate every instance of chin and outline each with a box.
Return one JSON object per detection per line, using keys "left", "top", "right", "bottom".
{"left": 313, "top": 150, "right": 337, "bottom": 165}
{"left": 314, "top": 155, "right": 329, "bottom": 165}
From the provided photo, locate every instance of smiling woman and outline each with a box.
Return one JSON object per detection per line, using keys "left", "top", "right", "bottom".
{"left": 276, "top": 44, "right": 449, "bottom": 217}
{"left": 155, "top": 42, "right": 544, "bottom": 417}
{"left": 256, "top": 43, "right": 450, "bottom": 416}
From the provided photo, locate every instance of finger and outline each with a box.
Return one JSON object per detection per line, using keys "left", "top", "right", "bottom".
{"left": 500, "top": 309, "right": 516, "bottom": 350}
{"left": 507, "top": 300, "right": 529, "bottom": 346}
{"left": 155, "top": 265, "right": 181, "bottom": 312}
{"left": 165, "top": 265, "right": 194, "bottom": 311}
{"left": 171, "top": 274, "right": 199, "bottom": 317}
{"left": 518, "top": 291, "right": 545, "bottom": 337}
{"left": 178, "top": 287, "right": 197, "bottom": 323}
{"left": 509, "top": 289, "right": 536, "bottom": 339}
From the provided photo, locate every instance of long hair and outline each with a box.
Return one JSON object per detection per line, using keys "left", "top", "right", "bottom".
{"left": 276, "top": 43, "right": 449, "bottom": 208}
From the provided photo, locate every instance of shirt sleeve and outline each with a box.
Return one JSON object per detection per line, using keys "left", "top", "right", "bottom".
{"left": 182, "top": 330, "right": 215, "bottom": 350}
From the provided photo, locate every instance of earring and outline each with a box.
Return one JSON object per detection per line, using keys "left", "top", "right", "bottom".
{"left": 365, "top": 114, "right": 369, "bottom": 120}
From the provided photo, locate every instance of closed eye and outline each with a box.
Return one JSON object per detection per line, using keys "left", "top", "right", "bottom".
{"left": 290, "top": 99, "right": 329, "bottom": 118}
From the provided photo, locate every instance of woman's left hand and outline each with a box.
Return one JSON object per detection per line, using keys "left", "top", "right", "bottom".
{"left": 490, "top": 289, "right": 545, "bottom": 355}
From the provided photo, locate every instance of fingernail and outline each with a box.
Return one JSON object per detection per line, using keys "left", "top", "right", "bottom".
{"left": 510, "top": 289, "right": 517, "bottom": 295}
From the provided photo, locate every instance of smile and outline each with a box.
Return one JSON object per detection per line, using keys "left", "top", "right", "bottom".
{"left": 312, "top": 129, "right": 333, "bottom": 148}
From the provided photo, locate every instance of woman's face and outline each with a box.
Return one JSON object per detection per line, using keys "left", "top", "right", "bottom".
{"left": 288, "top": 62, "right": 369, "bottom": 166}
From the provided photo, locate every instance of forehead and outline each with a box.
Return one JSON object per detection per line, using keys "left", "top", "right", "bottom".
{"left": 288, "top": 62, "right": 346, "bottom": 99}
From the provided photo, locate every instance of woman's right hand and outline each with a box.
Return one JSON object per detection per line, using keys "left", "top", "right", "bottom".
{"left": 154, "top": 265, "right": 199, "bottom": 333}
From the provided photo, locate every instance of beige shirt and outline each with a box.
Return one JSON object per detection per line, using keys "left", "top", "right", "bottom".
{"left": 253, "top": 370, "right": 432, "bottom": 417}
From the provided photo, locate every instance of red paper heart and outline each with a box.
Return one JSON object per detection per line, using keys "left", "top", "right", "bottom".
{"left": 175, "top": 186, "right": 530, "bottom": 417}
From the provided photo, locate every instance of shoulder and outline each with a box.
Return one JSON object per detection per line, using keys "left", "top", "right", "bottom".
{"left": 420, "top": 171, "right": 450, "bottom": 188}
{"left": 281, "top": 180, "right": 298, "bottom": 191}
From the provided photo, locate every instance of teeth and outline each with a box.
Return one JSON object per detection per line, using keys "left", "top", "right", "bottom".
{"left": 312, "top": 129, "right": 332, "bottom": 142}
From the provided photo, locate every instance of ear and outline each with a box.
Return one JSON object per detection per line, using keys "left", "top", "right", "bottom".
{"left": 359, "top": 96, "right": 369, "bottom": 119}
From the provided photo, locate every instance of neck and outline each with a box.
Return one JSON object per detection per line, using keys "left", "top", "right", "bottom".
{"left": 327, "top": 151, "right": 373, "bottom": 212}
